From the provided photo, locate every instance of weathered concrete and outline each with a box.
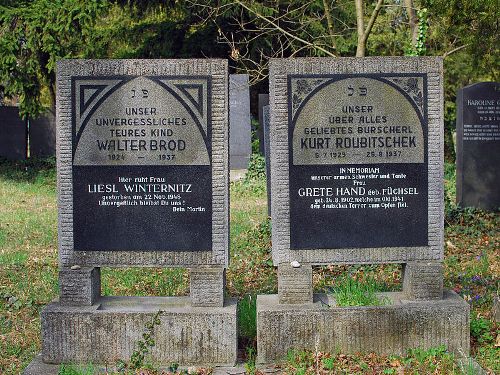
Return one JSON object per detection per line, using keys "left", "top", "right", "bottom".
{"left": 58, "top": 267, "right": 101, "bottom": 306}
{"left": 190, "top": 267, "right": 225, "bottom": 307}
{"left": 278, "top": 263, "right": 312, "bottom": 304}
{"left": 257, "top": 291, "right": 469, "bottom": 364}
{"left": 41, "top": 296, "right": 237, "bottom": 367}
{"left": 493, "top": 295, "right": 500, "bottom": 322}
{"left": 403, "top": 261, "right": 443, "bottom": 300}
{"left": 263, "top": 105, "right": 271, "bottom": 216}
{"left": 23, "top": 354, "right": 247, "bottom": 375}
{"left": 258, "top": 93, "right": 269, "bottom": 155}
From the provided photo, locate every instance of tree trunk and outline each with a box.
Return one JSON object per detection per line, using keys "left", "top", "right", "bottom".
{"left": 322, "top": 0, "right": 337, "bottom": 51}
{"left": 404, "top": 0, "right": 418, "bottom": 48}
{"left": 355, "top": 0, "right": 366, "bottom": 57}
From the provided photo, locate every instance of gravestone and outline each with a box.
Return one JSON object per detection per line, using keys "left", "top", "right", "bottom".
{"left": 257, "top": 57, "right": 469, "bottom": 364}
{"left": 258, "top": 94, "right": 269, "bottom": 155}
{"left": 25, "top": 59, "right": 236, "bottom": 373}
{"left": 229, "top": 74, "right": 251, "bottom": 169}
{"left": 456, "top": 82, "right": 500, "bottom": 211}
{"left": 0, "top": 106, "right": 27, "bottom": 160}
{"left": 29, "top": 110, "right": 56, "bottom": 157}
{"left": 263, "top": 105, "right": 271, "bottom": 216}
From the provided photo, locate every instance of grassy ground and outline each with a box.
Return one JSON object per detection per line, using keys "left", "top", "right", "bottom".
{"left": 0, "top": 158, "right": 498, "bottom": 374}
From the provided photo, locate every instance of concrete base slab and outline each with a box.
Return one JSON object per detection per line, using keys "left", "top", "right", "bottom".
{"left": 257, "top": 290, "right": 469, "bottom": 364}
{"left": 39, "top": 296, "right": 237, "bottom": 368}
{"left": 23, "top": 354, "right": 248, "bottom": 375}
{"left": 23, "top": 354, "right": 59, "bottom": 375}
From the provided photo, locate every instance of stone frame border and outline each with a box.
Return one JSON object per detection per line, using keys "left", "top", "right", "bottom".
{"left": 269, "top": 57, "right": 443, "bottom": 265}
{"left": 56, "top": 59, "right": 229, "bottom": 267}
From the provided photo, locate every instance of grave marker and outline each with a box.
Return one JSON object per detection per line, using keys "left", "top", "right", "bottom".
{"left": 0, "top": 106, "right": 27, "bottom": 160}
{"left": 456, "top": 82, "right": 500, "bottom": 210}
{"left": 26, "top": 59, "right": 236, "bottom": 372}
{"left": 257, "top": 57, "right": 469, "bottom": 364}
{"left": 29, "top": 110, "right": 56, "bottom": 157}
{"left": 229, "top": 74, "right": 251, "bottom": 169}
{"left": 258, "top": 93, "right": 269, "bottom": 155}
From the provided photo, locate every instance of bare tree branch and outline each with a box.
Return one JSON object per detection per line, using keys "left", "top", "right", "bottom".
{"left": 233, "top": 0, "right": 336, "bottom": 58}
{"left": 356, "top": 0, "right": 384, "bottom": 57}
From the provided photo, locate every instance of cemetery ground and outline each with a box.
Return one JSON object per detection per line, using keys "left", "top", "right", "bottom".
{"left": 0, "top": 157, "right": 498, "bottom": 374}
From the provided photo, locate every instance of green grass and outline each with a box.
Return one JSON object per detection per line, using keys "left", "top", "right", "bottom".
{"left": 332, "top": 275, "right": 391, "bottom": 307}
{"left": 0, "top": 158, "right": 499, "bottom": 374}
{"left": 58, "top": 363, "right": 96, "bottom": 375}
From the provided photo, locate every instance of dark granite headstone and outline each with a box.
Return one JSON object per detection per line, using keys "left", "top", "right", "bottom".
{"left": 29, "top": 110, "right": 56, "bottom": 157}
{"left": 456, "top": 82, "right": 500, "bottom": 211}
{"left": 263, "top": 105, "right": 271, "bottom": 215}
{"left": 258, "top": 94, "right": 269, "bottom": 155}
{"left": 0, "top": 106, "right": 27, "bottom": 160}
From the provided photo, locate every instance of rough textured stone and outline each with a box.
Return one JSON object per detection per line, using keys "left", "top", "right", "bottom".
{"left": 263, "top": 105, "right": 271, "bottom": 216}
{"left": 29, "top": 110, "right": 56, "bottom": 157}
{"left": 22, "top": 354, "right": 59, "bottom": 375}
{"left": 229, "top": 74, "right": 251, "bottom": 170}
{"left": 0, "top": 106, "right": 27, "bottom": 160}
{"left": 456, "top": 82, "right": 500, "bottom": 211}
{"left": 190, "top": 267, "right": 225, "bottom": 307}
{"left": 56, "top": 59, "right": 229, "bottom": 268}
{"left": 257, "top": 291, "right": 469, "bottom": 364}
{"left": 403, "top": 262, "right": 443, "bottom": 301}
{"left": 493, "top": 295, "right": 500, "bottom": 322}
{"left": 278, "top": 263, "right": 312, "bottom": 304}
{"left": 58, "top": 267, "right": 101, "bottom": 306}
{"left": 268, "top": 57, "right": 444, "bottom": 266}
{"left": 41, "top": 296, "right": 237, "bottom": 366}
{"left": 258, "top": 94, "right": 269, "bottom": 155}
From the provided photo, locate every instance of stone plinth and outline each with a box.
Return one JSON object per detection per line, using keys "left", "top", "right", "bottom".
{"left": 41, "top": 297, "right": 237, "bottom": 367}
{"left": 257, "top": 291, "right": 469, "bottom": 364}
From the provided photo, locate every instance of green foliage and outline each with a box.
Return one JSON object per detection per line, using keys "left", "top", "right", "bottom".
{"left": 332, "top": 275, "right": 390, "bottom": 307}
{"left": 129, "top": 310, "right": 163, "bottom": 369}
{"left": 245, "top": 153, "right": 266, "bottom": 182}
{"left": 238, "top": 294, "right": 257, "bottom": 340}
{"left": 321, "top": 356, "right": 335, "bottom": 370}
{"left": 58, "top": 363, "right": 95, "bottom": 375}
{"left": 405, "top": 8, "right": 428, "bottom": 56}
{"left": 470, "top": 312, "right": 494, "bottom": 344}
{"left": 0, "top": 0, "right": 109, "bottom": 117}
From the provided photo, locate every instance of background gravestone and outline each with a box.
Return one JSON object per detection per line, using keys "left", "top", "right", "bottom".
{"left": 257, "top": 57, "right": 469, "bottom": 364}
{"left": 456, "top": 82, "right": 500, "bottom": 211}
{"left": 263, "top": 105, "right": 271, "bottom": 216}
{"left": 229, "top": 74, "right": 251, "bottom": 169}
{"left": 29, "top": 110, "right": 56, "bottom": 158}
{"left": 0, "top": 106, "right": 27, "bottom": 160}
{"left": 26, "top": 59, "right": 236, "bottom": 372}
{"left": 258, "top": 93, "right": 269, "bottom": 155}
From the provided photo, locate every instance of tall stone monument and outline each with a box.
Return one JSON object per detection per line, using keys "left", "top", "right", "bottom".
{"left": 229, "top": 74, "right": 251, "bottom": 169}
{"left": 26, "top": 59, "right": 236, "bottom": 373}
{"left": 456, "top": 82, "right": 500, "bottom": 211}
{"left": 257, "top": 57, "right": 469, "bottom": 363}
